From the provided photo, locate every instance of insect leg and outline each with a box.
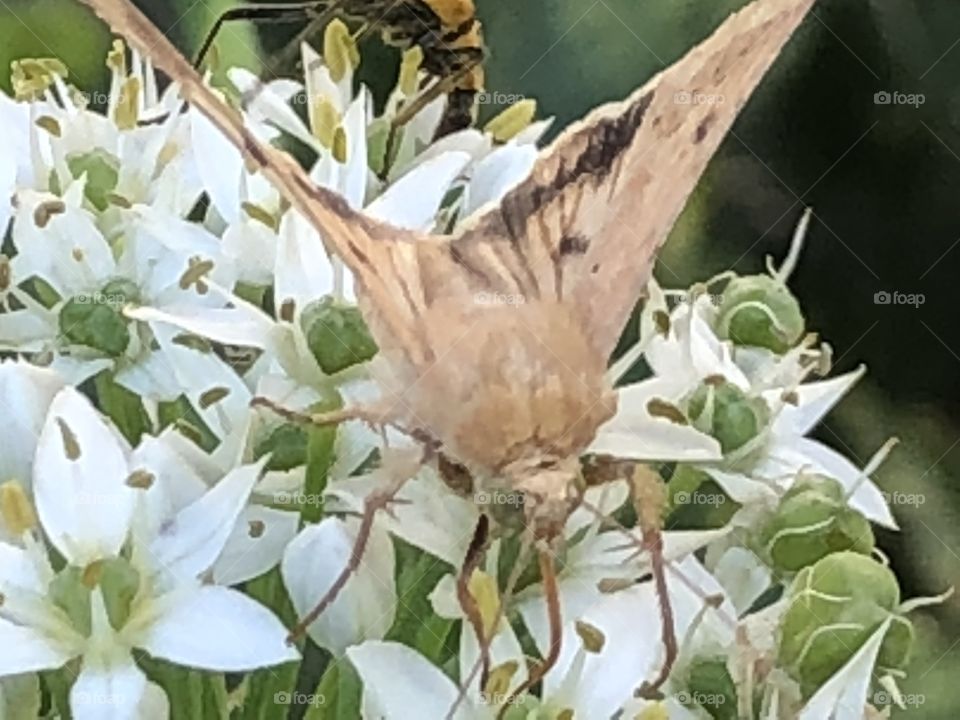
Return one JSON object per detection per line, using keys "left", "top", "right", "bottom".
{"left": 195, "top": 1, "right": 326, "bottom": 68}
{"left": 446, "top": 524, "right": 536, "bottom": 720}
{"left": 456, "top": 515, "right": 493, "bottom": 689}
{"left": 267, "top": 0, "right": 349, "bottom": 72}
{"left": 631, "top": 465, "right": 678, "bottom": 698}
{"left": 493, "top": 548, "right": 563, "bottom": 718}
{"left": 285, "top": 462, "right": 415, "bottom": 643}
{"left": 250, "top": 395, "right": 391, "bottom": 431}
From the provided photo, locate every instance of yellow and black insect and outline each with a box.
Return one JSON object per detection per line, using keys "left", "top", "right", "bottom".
{"left": 196, "top": 0, "right": 486, "bottom": 137}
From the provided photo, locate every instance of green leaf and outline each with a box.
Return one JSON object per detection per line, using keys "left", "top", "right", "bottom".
{"left": 94, "top": 371, "right": 151, "bottom": 444}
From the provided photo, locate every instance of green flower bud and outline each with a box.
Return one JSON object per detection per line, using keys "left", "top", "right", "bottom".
{"left": 715, "top": 275, "right": 805, "bottom": 353}
{"left": 778, "top": 552, "right": 910, "bottom": 698}
{"left": 685, "top": 378, "right": 769, "bottom": 455}
{"left": 759, "top": 474, "right": 874, "bottom": 572}
{"left": 667, "top": 465, "right": 738, "bottom": 530}
{"left": 67, "top": 149, "right": 120, "bottom": 212}
{"left": 684, "top": 657, "right": 738, "bottom": 720}
{"left": 59, "top": 295, "right": 131, "bottom": 357}
{"left": 301, "top": 297, "right": 378, "bottom": 375}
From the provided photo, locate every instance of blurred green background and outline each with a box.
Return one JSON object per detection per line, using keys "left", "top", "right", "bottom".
{"left": 2, "top": 0, "right": 958, "bottom": 714}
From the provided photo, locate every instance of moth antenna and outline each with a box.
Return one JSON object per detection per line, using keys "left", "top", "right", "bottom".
{"left": 493, "top": 548, "right": 562, "bottom": 718}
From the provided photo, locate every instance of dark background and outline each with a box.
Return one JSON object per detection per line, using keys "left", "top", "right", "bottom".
{"left": 2, "top": 0, "right": 958, "bottom": 714}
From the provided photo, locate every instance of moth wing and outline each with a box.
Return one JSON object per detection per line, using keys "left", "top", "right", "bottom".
{"left": 79, "top": 0, "right": 452, "bottom": 369}
{"left": 444, "top": 0, "right": 814, "bottom": 360}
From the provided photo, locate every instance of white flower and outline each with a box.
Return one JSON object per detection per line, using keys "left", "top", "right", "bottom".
{"left": 0, "top": 361, "right": 65, "bottom": 542}
{"left": 0, "top": 388, "right": 297, "bottom": 716}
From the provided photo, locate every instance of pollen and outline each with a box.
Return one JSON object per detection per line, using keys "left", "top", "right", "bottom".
{"left": 0, "top": 481, "right": 38, "bottom": 535}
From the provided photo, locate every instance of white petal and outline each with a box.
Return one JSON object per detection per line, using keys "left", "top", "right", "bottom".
{"left": 0, "top": 360, "right": 65, "bottom": 486}
{"left": 34, "top": 388, "right": 135, "bottom": 564}
{"left": 771, "top": 438, "right": 896, "bottom": 528}
{"left": 190, "top": 109, "right": 242, "bottom": 223}
{"left": 281, "top": 517, "right": 396, "bottom": 655}
{"left": 126, "top": 303, "right": 275, "bottom": 350}
{"left": 769, "top": 366, "right": 865, "bottom": 437}
{"left": 274, "top": 209, "right": 337, "bottom": 316}
{"left": 0, "top": 541, "right": 45, "bottom": 592}
{"left": 461, "top": 142, "right": 537, "bottom": 217}
{"left": 347, "top": 641, "right": 489, "bottom": 720}
{"left": 366, "top": 152, "right": 471, "bottom": 230}
{"left": 799, "top": 618, "right": 892, "bottom": 720}
{"left": 712, "top": 546, "right": 771, "bottom": 615}
{"left": 138, "top": 586, "right": 298, "bottom": 670}
{"left": 0, "top": 619, "right": 72, "bottom": 675}
{"left": 341, "top": 92, "right": 370, "bottom": 209}
{"left": 591, "top": 382, "right": 722, "bottom": 462}
{"left": 149, "top": 461, "right": 262, "bottom": 582}
{"left": 70, "top": 653, "right": 146, "bottom": 720}
{"left": 149, "top": 322, "right": 252, "bottom": 440}
{"left": 212, "top": 505, "right": 300, "bottom": 586}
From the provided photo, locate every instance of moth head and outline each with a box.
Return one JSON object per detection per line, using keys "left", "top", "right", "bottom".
{"left": 503, "top": 455, "right": 583, "bottom": 538}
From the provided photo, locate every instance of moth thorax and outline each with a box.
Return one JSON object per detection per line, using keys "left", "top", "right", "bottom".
{"left": 407, "top": 300, "right": 616, "bottom": 476}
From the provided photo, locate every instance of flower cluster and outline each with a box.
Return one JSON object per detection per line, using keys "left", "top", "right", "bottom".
{"left": 0, "top": 26, "right": 938, "bottom": 720}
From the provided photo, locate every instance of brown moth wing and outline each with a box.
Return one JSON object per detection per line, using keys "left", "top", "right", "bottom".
{"left": 77, "top": 0, "right": 442, "bottom": 369}
{"left": 441, "top": 0, "right": 815, "bottom": 361}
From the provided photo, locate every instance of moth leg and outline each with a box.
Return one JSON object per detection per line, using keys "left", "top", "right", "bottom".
{"left": 493, "top": 548, "right": 563, "bottom": 718}
{"left": 250, "top": 395, "right": 391, "bottom": 431}
{"left": 286, "top": 463, "right": 414, "bottom": 643}
{"left": 456, "top": 515, "right": 493, "bottom": 689}
{"left": 194, "top": 1, "right": 327, "bottom": 69}
{"left": 447, "top": 524, "right": 536, "bottom": 720}
{"left": 631, "top": 465, "right": 678, "bottom": 699}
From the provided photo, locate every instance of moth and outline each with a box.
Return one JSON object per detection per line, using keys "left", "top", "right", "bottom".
{"left": 195, "top": 0, "right": 485, "bottom": 137}
{"left": 79, "top": 0, "right": 814, "bottom": 709}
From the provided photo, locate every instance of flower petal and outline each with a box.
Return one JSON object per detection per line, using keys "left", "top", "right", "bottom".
{"left": 149, "top": 460, "right": 262, "bottom": 583}
{"left": 138, "top": 585, "right": 298, "bottom": 670}
{"left": 799, "top": 618, "right": 891, "bottom": 720}
{"left": 366, "top": 152, "right": 471, "bottom": 230}
{"left": 69, "top": 652, "right": 146, "bottom": 720}
{"left": 347, "top": 641, "right": 488, "bottom": 720}
{"left": 281, "top": 517, "right": 396, "bottom": 655}
{"left": 0, "top": 360, "right": 65, "bottom": 488}
{"left": 0, "top": 619, "right": 72, "bottom": 675}
{"left": 212, "top": 504, "right": 300, "bottom": 586}
{"left": 34, "top": 388, "right": 135, "bottom": 564}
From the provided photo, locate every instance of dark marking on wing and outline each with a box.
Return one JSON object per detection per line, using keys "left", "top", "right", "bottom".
{"left": 348, "top": 241, "right": 372, "bottom": 267}
{"left": 558, "top": 233, "right": 590, "bottom": 256}
{"left": 695, "top": 111, "right": 718, "bottom": 144}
